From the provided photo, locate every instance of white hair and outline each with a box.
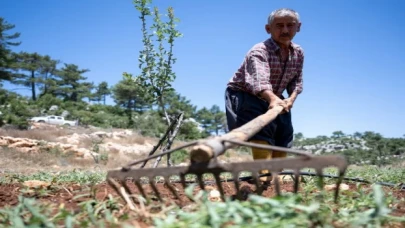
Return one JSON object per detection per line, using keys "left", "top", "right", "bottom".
{"left": 267, "top": 8, "right": 300, "bottom": 25}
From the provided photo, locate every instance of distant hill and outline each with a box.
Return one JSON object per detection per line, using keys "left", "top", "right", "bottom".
{"left": 292, "top": 132, "right": 405, "bottom": 166}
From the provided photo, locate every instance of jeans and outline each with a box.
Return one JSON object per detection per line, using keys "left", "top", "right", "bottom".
{"left": 224, "top": 87, "right": 294, "bottom": 148}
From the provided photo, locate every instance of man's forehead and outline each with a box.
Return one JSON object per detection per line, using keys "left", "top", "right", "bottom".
{"left": 272, "top": 15, "right": 298, "bottom": 23}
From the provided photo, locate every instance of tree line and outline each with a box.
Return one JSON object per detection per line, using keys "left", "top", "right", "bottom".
{"left": 293, "top": 131, "right": 405, "bottom": 167}
{"left": 0, "top": 14, "right": 225, "bottom": 140}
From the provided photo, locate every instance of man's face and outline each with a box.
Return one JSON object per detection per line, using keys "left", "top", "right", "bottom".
{"left": 265, "top": 14, "right": 301, "bottom": 46}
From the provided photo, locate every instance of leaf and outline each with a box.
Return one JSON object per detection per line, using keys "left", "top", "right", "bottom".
{"left": 372, "top": 184, "right": 384, "bottom": 208}
{"left": 289, "top": 202, "right": 320, "bottom": 214}
{"left": 207, "top": 203, "right": 221, "bottom": 227}
{"left": 64, "top": 215, "right": 75, "bottom": 228}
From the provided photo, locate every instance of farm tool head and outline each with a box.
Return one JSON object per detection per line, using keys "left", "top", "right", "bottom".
{"left": 106, "top": 106, "right": 349, "bottom": 206}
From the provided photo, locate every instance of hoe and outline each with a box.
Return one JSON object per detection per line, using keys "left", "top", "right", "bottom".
{"left": 106, "top": 105, "right": 349, "bottom": 206}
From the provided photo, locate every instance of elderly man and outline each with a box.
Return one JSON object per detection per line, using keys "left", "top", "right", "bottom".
{"left": 225, "top": 8, "right": 304, "bottom": 184}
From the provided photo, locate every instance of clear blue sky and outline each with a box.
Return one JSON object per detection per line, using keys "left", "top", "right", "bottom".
{"left": 2, "top": 0, "right": 405, "bottom": 138}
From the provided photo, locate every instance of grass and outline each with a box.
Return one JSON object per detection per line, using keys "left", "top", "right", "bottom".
{"left": 0, "top": 165, "right": 404, "bottom": 227}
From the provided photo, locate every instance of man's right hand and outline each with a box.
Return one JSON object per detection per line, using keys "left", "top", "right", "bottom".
{"left": 259, "top": 90, "right": 288, "bottom": 111}
{"left": 269, "top": 96, "right": 288, "bottom": 110}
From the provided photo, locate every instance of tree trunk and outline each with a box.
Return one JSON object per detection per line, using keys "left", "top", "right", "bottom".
{"left": 126, "top": 99, "right": 134, "bottom": 128}
{"left": 31, "top": 70, "right": 36, "bottom": 100}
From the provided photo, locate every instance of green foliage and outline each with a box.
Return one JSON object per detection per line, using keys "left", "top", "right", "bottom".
{"left": 11, "top": 52, "right": 44, "bottom": 100}
{"left": 91, "top": 81, "right": 111, "bottom": 105}
{"left": 35, "top": 93, "right": 63, "bottom": 110}
{"left": 0, "top": 17, "right": 21, "bottom": 83}
{"left": 0, "top": 9, "right": 228, "bottom": 141}
{"left": 154, "top": 183, "right": 403, "bottom": 227}
{"left": 132, "top": 111, "right": 167, "bottom": 137}
{"left": 129, "top": 0, "right": 183, "bottom": 122}
{"left": 51, "top": 63, "right": 94, "bottom": 102}
{"left": 178, "top": 120, "right": 207, "bottom": 140}
{"left": 294, "top": 131, "right": 405, "bottom": 166}
{"left": 163, "top": 90, "right": 197, "bottom": 119}
{"left": 170, "top": 149, "right": 188, "bottom": 164}
{"left": 195, "top": 105, "right": 226, "bottom": 136}
{"left": 0, "top": 91, "right": 35, "bottom": 129}
{"left": 112, "top": 73, "right": 152, "bottom": 127}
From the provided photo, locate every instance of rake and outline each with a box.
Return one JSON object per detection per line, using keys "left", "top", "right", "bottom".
{"left": 106, "top": 106, "right": 349, "bottom": 207}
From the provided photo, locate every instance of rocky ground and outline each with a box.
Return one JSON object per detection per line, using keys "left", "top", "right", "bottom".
{"left": 0, "top": 122, "right": 251, "bottom": 174}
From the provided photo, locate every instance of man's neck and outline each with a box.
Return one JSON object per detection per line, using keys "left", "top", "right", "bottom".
{"left": 278, "top": 42, "right": 290, "bottom": 50}
{"left": 271, "top": 38, "right": 291, "bottom": 50}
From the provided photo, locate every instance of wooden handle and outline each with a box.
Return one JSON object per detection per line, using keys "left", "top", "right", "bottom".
{"left": 190, "top": 105, "right": 284, "bottom": 162}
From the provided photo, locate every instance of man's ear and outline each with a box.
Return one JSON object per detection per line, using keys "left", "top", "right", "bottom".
{"left": 297, "top": 23, "right": 301, "bottom": 32}
{"left": 265, "top": 24, "right": 271, "bottom": 34}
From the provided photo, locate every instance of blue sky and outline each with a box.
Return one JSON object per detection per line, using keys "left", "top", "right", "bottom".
{"left": 2, "top": 0, "right": 405, "bottom": 138}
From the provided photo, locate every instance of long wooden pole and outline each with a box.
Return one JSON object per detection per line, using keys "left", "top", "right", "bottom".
{"left": 189, "top": 106, "right": 284, "bottom": 163}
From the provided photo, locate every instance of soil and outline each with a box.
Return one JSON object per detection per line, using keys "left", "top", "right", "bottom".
{"left": 0, "top": 180, "right": 404, "bottom": 223}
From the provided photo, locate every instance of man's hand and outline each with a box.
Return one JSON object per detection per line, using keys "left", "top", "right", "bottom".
{"left": 259, "top": 90, "right": 287, "bottom": 110}
{"left": 283, "top": 91, "right": 298, "bottom": 113}
{"left": 283, "top": 98, "right": 294, "bottom": 112}
{"left": 269, "top": 96, "right": 287, "bottom": 110}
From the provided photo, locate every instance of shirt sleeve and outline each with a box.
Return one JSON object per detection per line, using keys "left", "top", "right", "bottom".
{"left": 244, "top": 50, "right": 272, "bottom": 95}
{"left": 287, "top": 51, "right": 304, "bottom": 95}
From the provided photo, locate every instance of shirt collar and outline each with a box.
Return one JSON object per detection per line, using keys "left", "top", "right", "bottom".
{"left": 265, "top": 37, "right": 298, "bottom": 52}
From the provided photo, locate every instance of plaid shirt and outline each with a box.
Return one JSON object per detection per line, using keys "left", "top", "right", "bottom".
{"left": 227, "top": 38, "right": 304, "bottom": 97}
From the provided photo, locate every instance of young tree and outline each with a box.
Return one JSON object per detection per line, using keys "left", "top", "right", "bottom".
{"left": 127, "top": 0, "right": 183, "bottom": 168}
{"left": 129, "top": 0, "right": 182, "bottom": 122}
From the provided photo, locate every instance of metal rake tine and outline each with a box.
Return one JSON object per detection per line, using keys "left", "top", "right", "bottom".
{"left": 134, "top": 179, "right": 147, "bottom": 200}
{"left": 294, "top": 170, "right": 300, "bottom": 193}
{"left": 150, "top": 179, "right": 162, "bottom": 201}
{"left": 197, "top": 174, "right": 206, "bottom": 191}
{"left": 316, "top": 168, "right": 325, "bottom": 191}
{"left": 233, "top": 171, "right": 242, "bottom": 200}
{"left": 180, "top": 174, "right": 187, "bottom": 190}
{"left": 334, "top": 169, "right": 346, "bottom": 203}
{"left": 107, "top": 178, "right": 137, "bottom": 210}
{"left": 164, "top": 176, "right": 180, "bottom": 200}
{"left": 107, "top": 178, "right": 121, "bottom": 196}
{"left": 122, "top": 180, "right": 136, "bottom": 203}
{"left": 214, "top": 173, "right": 226, "bottom": 202}
{"left": 251, "top": 172, "right": 262, "bottom": 195}
{"left": 273, "top": 172, "right": 281, "bottom": 197}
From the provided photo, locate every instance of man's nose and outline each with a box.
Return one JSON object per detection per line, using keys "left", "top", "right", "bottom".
{"left": 282, "top": 25, "right": 289, "bottom": 33}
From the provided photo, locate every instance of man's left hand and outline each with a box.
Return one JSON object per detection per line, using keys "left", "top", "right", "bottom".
{"left": 283, "top": 98, "right": 294, "bottom": 113}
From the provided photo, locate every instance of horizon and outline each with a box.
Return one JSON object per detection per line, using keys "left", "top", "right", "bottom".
{"left": 2, "top": 0, "right": 405, "bottom": 138}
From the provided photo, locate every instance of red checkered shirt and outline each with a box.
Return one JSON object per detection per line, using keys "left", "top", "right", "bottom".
{"left": 227, "top": 38, "right": 304, "bottom": 97}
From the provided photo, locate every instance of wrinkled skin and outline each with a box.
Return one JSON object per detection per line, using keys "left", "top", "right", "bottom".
{"left": 265, "top": 14, "right": 301, "bottom": 48}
